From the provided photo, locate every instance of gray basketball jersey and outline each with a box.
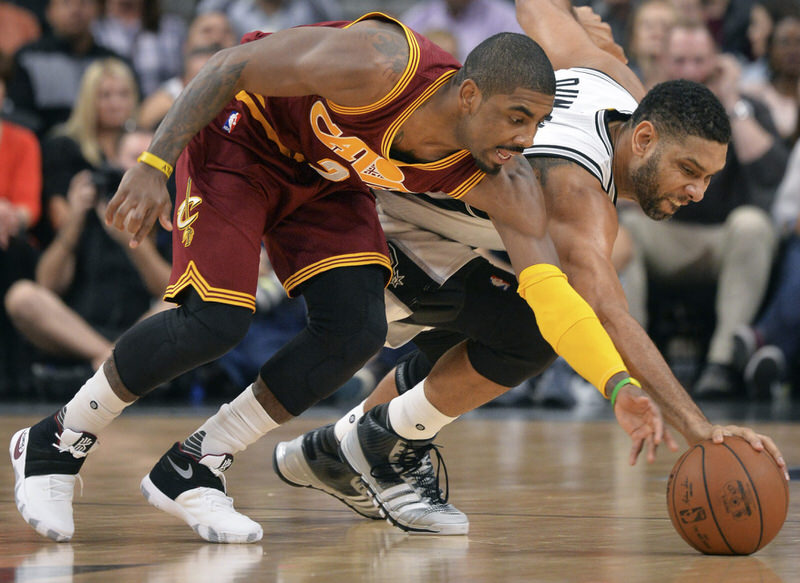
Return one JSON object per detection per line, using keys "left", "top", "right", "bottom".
{"left": 524, "top": 67, "right": 638, "bottom": 203}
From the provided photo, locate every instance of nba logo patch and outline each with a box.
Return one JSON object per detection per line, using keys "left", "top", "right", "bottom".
{"left": 222, "top": 111, "right": 241, "bottom": 133}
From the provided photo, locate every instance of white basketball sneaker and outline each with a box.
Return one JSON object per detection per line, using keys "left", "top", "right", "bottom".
{"left": 140, "top": 442, "right": 263, "bottom": 543}
{"left": 9, "top": 411, "right": 98, "bottom": 542}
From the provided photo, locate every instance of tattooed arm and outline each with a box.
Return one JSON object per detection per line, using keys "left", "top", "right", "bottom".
{"left": 105, "top": 20, "right": 410, "bottom": 246}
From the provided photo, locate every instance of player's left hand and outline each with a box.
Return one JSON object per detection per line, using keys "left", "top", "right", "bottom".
{"left": 614, "top": 383, "right": 680, "bottom": 465}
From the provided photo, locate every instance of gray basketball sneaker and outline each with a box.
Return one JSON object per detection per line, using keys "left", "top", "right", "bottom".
{"left": 273, "top": 424, "right": 381, "bottom": 519}
{"left": 339, "top": 404, "right": 469, "bottom": 535}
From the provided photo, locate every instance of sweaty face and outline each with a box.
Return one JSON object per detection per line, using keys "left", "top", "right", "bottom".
{"left": 465, "top": 88, "right": 553, "bottom": 175}
{"left": 633, "top": 136, "right": 728, "bottom": 220}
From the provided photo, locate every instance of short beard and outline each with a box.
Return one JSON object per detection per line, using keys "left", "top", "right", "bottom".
{"left": 633, "top": 150, "right": 671, "bottom": 221}
{"left": 473, "top": 156, "right": 502, "bottom": 175}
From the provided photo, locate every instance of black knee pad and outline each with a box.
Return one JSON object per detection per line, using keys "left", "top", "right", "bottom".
{"left": 114, "top": 290, "right": 252, "bottom": 396}
{"left": 260, "top": 266, "right": 388, "bottom": 416}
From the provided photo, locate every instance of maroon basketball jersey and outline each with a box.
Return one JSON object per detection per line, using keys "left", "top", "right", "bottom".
{"left": 226, "top": 12, "right": 487, "bottom": 199}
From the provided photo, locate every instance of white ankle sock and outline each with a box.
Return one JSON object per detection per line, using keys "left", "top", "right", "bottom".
{"left": 386, "top": 381, "right": 457, "bottom": 440}
{"left": 188, "top": 385, "right": 279, "bottom": 456}
{"left": 334, "top": 400, "right": 365, "bottom": 442}
{"left": 61, "top": 367, "right": 130, "bottom": 435}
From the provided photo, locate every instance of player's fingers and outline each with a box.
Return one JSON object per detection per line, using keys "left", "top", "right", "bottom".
{"left": 664, "top": 427, "right": 680, "bottom": 452}
{"left": 757, "top": 434, "right": 789, "bottom": 480}
{"left": 729, "top": 426, "right": 764, "bottom": 451}
{"left": 159, "top": 204, "right": 173, "bottom": 231}
{"left": 105, "top": 190, "right": 125, "bottom": 225}
{"left": 647, "top": 435, "right": 658, "bottom": 464}
{"left": 629, "top": 437, "right": 645, "bottom": 466}
{"left": 710, "top": 425, "right": 731, "bottom": 444}
{"left": 130, "top": 206, "right": 157, "bottom": 248}
{"left": 641, "top": 397, "right": 664, "bottom": 445}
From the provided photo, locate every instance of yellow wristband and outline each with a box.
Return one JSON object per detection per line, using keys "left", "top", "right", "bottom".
{"left": 137, "top": 151, "right": 173, "bottom": 178}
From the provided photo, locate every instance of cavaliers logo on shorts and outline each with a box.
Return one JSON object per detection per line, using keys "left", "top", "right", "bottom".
{"left": 176, "top": 178, "right": 203, "bottom": 247}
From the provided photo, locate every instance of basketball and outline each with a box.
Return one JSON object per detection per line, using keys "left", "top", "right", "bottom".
{"left": 666, "top": 436, "right": 789, "bottom": 555}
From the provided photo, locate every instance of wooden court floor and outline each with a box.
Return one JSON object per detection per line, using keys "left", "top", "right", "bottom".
{"left": 0, "top": 412, "right": 797, "bottom": 583}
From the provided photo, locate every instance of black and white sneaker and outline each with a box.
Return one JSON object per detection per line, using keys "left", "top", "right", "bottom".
{"left": 339, "top": 405, "right": 468, "bottom": 535}
{"left": 743, "top": 345, "right": 786, "bottom": 400}
{"left": 141, "top": 442, "right": 262, "bottom": 543}
{"left": 273, "top": 424, "right": 381, "bottom": 519}
{"left": 9, "top": 411, "right": 97, "bottom": 542}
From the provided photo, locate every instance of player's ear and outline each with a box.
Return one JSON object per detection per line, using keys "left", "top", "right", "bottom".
{"left": 458, "top": 79, "right": 481, "bottom": 113}
{"left": 631, "top": 120, "right": 657, "bottom": 156}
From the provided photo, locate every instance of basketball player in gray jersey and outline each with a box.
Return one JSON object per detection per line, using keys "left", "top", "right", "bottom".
{"left": 273, "top": 0, "right": 789, "bottom": 535}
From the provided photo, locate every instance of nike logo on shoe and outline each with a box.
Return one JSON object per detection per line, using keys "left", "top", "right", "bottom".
{"left": 13, "top": 430, "right": 27, "bottom": 460}
{"left": 167, "top": 456, "right": 194, "bottom": 479}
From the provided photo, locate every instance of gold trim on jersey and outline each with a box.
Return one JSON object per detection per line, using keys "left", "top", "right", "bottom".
{"left": 381, "top": 69, "right": 457, "bottom": 158}
{"left": 283, "top": 251, "right": 392, "bottom": 295}
{"left": 164, "top": 260, "right": 257, "bottom": 312}
{"left": 448, "top": 171, "right": 488, "bottom": 199}
{"left": 326, "top": 12, "right": 420, "bottom": 116}
{"left": 236, "top": 91, "right": 306, "bottom": 163}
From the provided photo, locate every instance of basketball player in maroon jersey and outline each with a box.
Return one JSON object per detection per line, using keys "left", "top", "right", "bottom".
{"left": 10, "top": 13, "right": 663, "bottom": 543}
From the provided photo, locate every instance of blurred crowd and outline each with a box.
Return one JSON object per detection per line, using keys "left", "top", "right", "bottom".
{"left": 0, "top": 0, "right": 798, "bottom": 409}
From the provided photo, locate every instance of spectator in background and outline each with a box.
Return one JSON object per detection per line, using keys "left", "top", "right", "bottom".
{"left": 621, "top": 21, "right": 788, "bottom": 399}
{"left": 92, "top": 0, "right": 187, "bottom": 97}
{"left": 626, "top": 0, "right": 677, "bottom": 90}
{"left": 6, "top": 0, "right": 127, "bottom": 136}
{"left": 36, "top": 58, "right": 138, "bottom": 250}
{"left": 196, "top": 0, "right": 342, "bottom": 39}
{"left": 138, "top": 44, "right": 220, "bottom": 130}
{"left": 0, "top": 2, "right": 42, "bottom": 57}
{"left": 5, "top": 127, "right": 172, "bottom": 375}
{"left": 136, "top": 11, "right": 236, "bottom": 129}
{"left": 0, "top": 52, "right": 42, "bottom": 396}
{"left": 741, "top": 11, "right": 800, "bottom": 146}
{"left": 402, "top": 0, "right": 523, "bottom": 63}
{"left": 702, "top": 0, "right": 753, "bottom": 57}
{"left": 184, "top": 10, "right": 237, "bottom": 49}
{"left": 733, "top": 139, "right": 800, "bottom": 398}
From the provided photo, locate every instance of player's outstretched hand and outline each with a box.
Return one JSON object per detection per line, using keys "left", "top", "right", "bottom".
{"left": 707, "top": 424, "right": 789, "bottom": 481}
{"left": 105, "top": 163, "right": 173, "bottom": 248}
{"left": 614, "top": 384, "right": 679, "bottom": 465}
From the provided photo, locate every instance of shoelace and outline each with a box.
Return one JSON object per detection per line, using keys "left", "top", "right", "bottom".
{"left": 52, "top": 433, "right": 96, "bottom": 459}
{"left": 371, "top": 441, "right": 449, "bottom": 504}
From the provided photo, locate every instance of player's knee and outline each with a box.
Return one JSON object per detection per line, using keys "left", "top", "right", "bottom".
{"left": 309, "top": 296, "right": 387, "bottom": 367}
{"left": 303, "top": 265, "right": 388, "bottom": 368}
{"left": 184, "top": 299, "right": 253, "bottom": 360}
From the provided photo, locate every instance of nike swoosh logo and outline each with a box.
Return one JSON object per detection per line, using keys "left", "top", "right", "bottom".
{"left": 167, "top": 456, "right": 193, "bottom": 480}
{"left": 13, "top": 431, "right": 26, "bottom": 460}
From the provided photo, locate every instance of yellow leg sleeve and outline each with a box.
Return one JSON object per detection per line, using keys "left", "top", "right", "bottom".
{"left": 517, "top": 264, "right": 627, "bottom": 396}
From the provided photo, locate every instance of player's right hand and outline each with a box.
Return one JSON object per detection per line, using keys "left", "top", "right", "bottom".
{"left": 105, "top": 163, "right": 173, "bottom": 248}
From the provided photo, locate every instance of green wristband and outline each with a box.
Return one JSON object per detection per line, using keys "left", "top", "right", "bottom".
{"left": 610, "top": 377, "right": 640, "bottom": 407}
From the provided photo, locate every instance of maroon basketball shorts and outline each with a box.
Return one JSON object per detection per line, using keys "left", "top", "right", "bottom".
{"left": 165, "top": 140, "right": 391, "bottom": 310}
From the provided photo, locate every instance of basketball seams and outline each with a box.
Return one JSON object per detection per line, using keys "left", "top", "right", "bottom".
{"left": 720, "top": 441, "right": 763, "bottom": 554}
{"left": 699, "top": 444, "right": 737, "bottom": 555}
